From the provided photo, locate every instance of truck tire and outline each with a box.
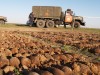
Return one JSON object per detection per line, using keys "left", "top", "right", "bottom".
{"left": 46, "top": 20, "right": 54, "bottom": 28}
{"left": 74, "top": 21, "right": 80, "bottom": 28}
{"left": 0, "top": 20, "right": 5, "bottom": 25}
{"left": 36, "top": 20, "right": 45, "bottom": 28}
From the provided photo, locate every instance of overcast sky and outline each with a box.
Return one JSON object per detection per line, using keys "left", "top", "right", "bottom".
{"left": 0, "top": 0, "right": 100, "bottom": 28}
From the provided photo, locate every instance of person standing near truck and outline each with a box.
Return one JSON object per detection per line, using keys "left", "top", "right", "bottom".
{"left": 29, "top": 12, "right": 34, "bottom": 26}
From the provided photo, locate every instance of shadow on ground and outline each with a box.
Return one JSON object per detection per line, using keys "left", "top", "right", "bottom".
{"left": 15, "top": 23, "right": 36, "bottom": 27}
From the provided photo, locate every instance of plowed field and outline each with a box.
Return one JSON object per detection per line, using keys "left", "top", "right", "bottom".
{"left": 0, "top": 24, "right": 100, "bottom": 75}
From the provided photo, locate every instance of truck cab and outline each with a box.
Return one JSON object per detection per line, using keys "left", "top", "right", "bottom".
{"left": 0, "top": 16, "right": 7, "bottom": 24}
{"left": 64, "top": 9, "right": 85, "bottom": 28}
{"left": 74, "top": 16, "right": 85, "bottom": 27}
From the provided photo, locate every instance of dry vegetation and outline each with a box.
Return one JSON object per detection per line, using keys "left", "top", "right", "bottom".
{"left": 0, "top": 24, "right": 100, "bottom": 75}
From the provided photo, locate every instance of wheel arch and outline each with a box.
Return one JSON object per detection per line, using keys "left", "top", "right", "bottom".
{"left": 75, "top": 20, "right": 82, "bottom": 25}
{"left": 0, "top": 19, "right": 5, "bottom": 21}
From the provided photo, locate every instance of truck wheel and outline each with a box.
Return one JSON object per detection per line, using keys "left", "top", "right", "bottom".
{"left": 0, "top": 20, "right": 5, "bottom": 25}
{"left": 36, "top": 20, "right": 45, "bottom": 28}
{"left": 74, "top": 21, "right": 80, "bottom": 28}
{"left": 46, "top": 20, "right": 54, "bottom": 28}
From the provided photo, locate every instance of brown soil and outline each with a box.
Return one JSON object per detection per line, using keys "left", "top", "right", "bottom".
{"left": 0, "top": 26, "right": 100, "bottom": 75}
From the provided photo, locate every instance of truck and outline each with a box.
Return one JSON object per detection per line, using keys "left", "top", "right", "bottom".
{"left": 28, "top": 6, "right": 85, "bottom": 28}
{"left": 0, "top": 16, "right": 7, "bottom": 25}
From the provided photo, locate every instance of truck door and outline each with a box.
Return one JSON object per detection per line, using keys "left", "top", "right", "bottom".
{"left": 64, "top": 11, "right": 73, "bottom": 23}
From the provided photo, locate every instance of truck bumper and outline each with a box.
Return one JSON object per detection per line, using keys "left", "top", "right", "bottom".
{"left": 81, "top": 22, "right": 85, "bottom": 26}
{"left": 4, "top": 18, "right": 7, "bottom": 22}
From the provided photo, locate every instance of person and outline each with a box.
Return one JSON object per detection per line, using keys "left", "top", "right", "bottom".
{"left": 66, "top": 9, "right": 73, "bottom": 15}
{"left": 29, "top": 12, "right": 34, "bottom": 26}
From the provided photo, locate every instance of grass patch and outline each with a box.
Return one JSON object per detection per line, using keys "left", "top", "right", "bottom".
{"left": 77, "top": 28, "right": 100, "bottom": 33}
{"left": 61, "top": 45, "right": 72, "bottom": 52}
{"left": 0, "top": 23, "right": 99, "bottom": 33}
{"left": 0, "top": 23, "right": 27, "bottom": 28}
{"left": 56, "top": 26, "right": 100, "bottom": 33}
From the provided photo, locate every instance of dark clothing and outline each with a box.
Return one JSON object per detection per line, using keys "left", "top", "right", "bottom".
{"left": 29, "top": 12, "right": 34, "bottom": 20}
{"left": 29, "top": 12, "right": 34, "bottom": 26}
{"left": 66, "top": 9, "right": 73, "bottom": 15}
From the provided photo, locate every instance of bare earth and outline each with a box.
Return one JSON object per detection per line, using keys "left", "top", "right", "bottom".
{"left": 0, "top": 26, "right": 68, "bottom": 32}
{"left": 0, "top": 25, "right": 100, "bottom": 75}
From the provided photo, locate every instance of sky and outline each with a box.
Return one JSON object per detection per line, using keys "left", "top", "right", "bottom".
{"left": 0, "top": 0, "right": 100, "bottom": 28}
